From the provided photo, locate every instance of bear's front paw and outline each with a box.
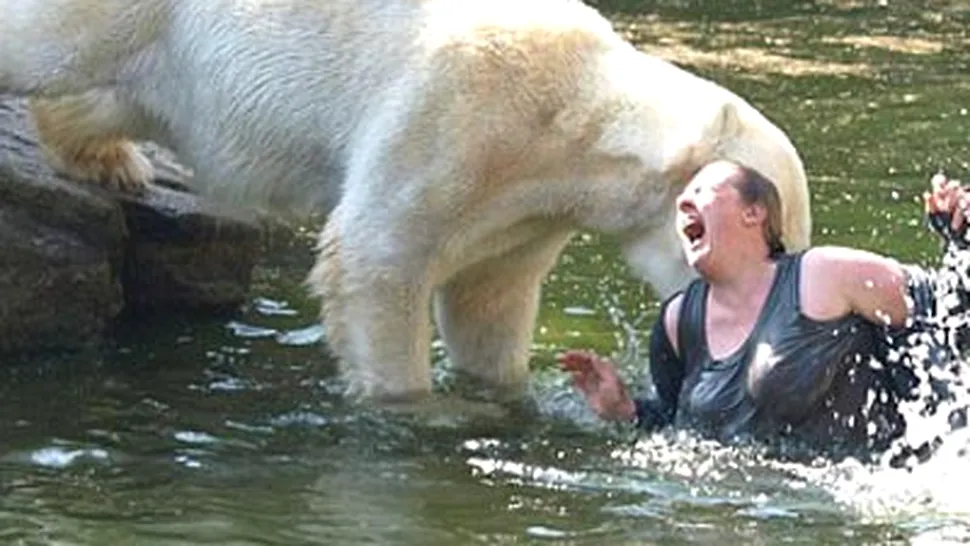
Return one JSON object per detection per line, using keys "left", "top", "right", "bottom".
{"left": 46, "top": 139, "right": 154, "bottom": 194}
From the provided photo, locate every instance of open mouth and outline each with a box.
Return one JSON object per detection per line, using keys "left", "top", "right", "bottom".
{"left": 682, "top": 218, "right": 706, "bottom": 245}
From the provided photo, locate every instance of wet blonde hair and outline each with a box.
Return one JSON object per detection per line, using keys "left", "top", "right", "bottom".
{"left": 730, "top": 165, "right": 786, "bottom": 257}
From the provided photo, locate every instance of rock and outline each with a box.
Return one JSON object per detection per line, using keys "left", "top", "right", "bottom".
{"left": 118, "top": 186, "right": 262, "bottom": 312}
{"left": 0, "top": 203, "right": 123, "bottom": 355}
{"left": 0, "top": 97, "right": 264, "bottom": 355}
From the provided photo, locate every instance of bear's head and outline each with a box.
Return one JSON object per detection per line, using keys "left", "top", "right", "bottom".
{"left": 585, "top": 99, "right": 811, "bottom": 300}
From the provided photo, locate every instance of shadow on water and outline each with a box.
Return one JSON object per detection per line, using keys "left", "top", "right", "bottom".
{"left": 3, "top": 1, "right": 970, "bottom": 544}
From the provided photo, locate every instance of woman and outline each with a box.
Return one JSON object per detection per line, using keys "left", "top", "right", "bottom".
{"left": 560, "top": 160, "right": 970, "bottom": 457}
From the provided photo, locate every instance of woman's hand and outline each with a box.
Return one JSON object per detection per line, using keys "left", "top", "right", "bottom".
{"left": 925, "top": 172, "right": 970, "bottom": 245}
{"left": 557, "top": 350, "right": 637, "bottom": 422}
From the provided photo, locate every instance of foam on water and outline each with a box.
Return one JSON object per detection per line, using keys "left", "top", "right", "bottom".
{"left": 782, "top": 426, "right": 970, "bottom": 523}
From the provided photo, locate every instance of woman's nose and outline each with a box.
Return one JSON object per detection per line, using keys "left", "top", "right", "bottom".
{"left": 676, "top": 193, "right": 694, "bottom": 212}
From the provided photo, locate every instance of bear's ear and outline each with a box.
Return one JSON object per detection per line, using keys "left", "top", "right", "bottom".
{"left": 661, "top": 103, "right": 744, "bottom": 186}
{"left": 707, "top": 102, "right": 743, "bottom": 142}
{"left": 662, "top": 141, "right": 709, "bottom": 186}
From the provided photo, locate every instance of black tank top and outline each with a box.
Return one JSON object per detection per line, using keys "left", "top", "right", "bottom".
{"left": 674, "top": 252, "right": 905, "bottom": 452}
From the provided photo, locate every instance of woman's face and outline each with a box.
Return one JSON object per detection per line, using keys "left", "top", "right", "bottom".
{"left": 675, "top": 162, "right": 753, "bottom": 272}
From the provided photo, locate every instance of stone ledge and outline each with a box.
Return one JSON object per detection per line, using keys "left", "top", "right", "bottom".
{"left": 0, "top": 97, "right": 263, "bottom": 354}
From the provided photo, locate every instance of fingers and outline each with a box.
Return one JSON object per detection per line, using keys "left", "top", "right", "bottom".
{"left": 556, "top": 349, "right": 596, "bottom": 372}
{"left": 931, "top": 172, "right": 947, "bottom": 192}
{"left": 928, "top": 172, "right": 955, "bottom": 208}
{"left": 950, "top": 191, "right": 970, "bottom": 233}
{"left": 557, "top": 349, "right": 613, "bottom": 394}
{"left": 588, "top": 352, "right": 620, "bottom": 379}
{"left": 925, "top": 173, "right": 946, "bottom": 213}
{"left": 572, "top": 370, "right": 597, "bottom": 395}
{"left": 557, "top": 350, "right": 595, "bottom": 392}
{"left": 556, "top": 349, "right": 614, "bottom": 372}
{"left": 933, "top": 177, "right": 959, "bottom": 212}
{"left": 926, "top": 172, "right": 969, "bottom": 231}
{"left": 946, "top": 179, "right": 963, "bottom": 231}
{"left": 557, "top": 349, "right": 632, "bottom": 420}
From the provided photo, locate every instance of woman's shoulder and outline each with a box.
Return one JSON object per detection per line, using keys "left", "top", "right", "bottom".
{"left": 800, "top": 244, "right": 888, "bottom": 262}
{"left": 796, "top": 245, "right": 904, "bottom": 322}
{"left": 657, "top": 291, "right": 686, "bottom": 356}
{"left": 798, "top": 245, "right": 898, "bottom": 279}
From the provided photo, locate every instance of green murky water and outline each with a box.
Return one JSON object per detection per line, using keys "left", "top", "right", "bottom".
{"left": 3, "top": 2, "right": 970, "bottom": 544}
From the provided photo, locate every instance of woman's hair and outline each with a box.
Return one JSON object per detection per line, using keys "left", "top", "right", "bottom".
{"left": 730, "top": 165, "right": 786, "bottom": 258}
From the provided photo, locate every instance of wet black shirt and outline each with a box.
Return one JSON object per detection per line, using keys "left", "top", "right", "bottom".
{"left": 634, "top": 252, "right": 907, "bottom": 452}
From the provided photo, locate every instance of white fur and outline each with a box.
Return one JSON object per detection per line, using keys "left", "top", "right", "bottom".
{"left": 0, "top": 0, "right": 812, "bottom": 401}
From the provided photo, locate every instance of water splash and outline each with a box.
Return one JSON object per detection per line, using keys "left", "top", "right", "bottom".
{"left": 578, "top": 239, "right": 970, "bottom": 530}
{"left": 597, "top": 285, "right": 654, "bottom": 375}
{"left": 773, "top": 241, "right": 970, "bottom": 527}
{"left": 880, "top": 240, "right": 970, "bottom": 467}
{"left": 782, "top": 428, "right": 970, "bottom": 523}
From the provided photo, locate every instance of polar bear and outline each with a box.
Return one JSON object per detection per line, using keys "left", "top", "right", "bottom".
{"left": 0, "top": 0, "right": 811, "bottom": 402}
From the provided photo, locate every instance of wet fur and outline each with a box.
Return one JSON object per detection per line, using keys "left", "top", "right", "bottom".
{"left": 1, "top": 0, "right": 812, "bottom": 401}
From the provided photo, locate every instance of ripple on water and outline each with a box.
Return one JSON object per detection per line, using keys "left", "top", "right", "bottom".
{"left": 26, "top": 446, "right": 114, "bottom": 470}
{"left": 268, "top": 410, "right": 333, "bottom": 428}
{"left": 225, "top": 320, "right": 325, "bottom": 347}
{"left": 173, "top": 430, "right": 220, "bottom": 445}
{"left": 252, "top": 297, "right": 300, "bottom": 317}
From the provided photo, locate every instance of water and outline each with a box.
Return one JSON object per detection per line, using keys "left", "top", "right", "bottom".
{"left": 3, "top": 1, "right": 970, "bottom": 544}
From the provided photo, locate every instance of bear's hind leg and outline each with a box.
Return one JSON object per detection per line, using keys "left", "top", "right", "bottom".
{"left": 433, "top": 231, "right": 574, "bottom": 397}
{"left": 29, "top": 91, "right": 153, "bottom": 192}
